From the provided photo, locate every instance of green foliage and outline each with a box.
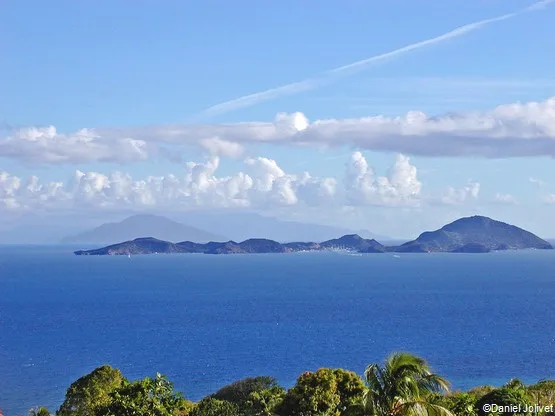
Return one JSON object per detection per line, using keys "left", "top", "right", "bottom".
{"left": 332, "top": 368, "right": 367, "bottom": 415}
{"left": 244, "top": 386, "right": 286, "bottom": 416}
{"left": 363, "top": 352, "right": 454, "bottom": 416}
{"left": 189, "top": 398, "right": 240, "bottom": 416}
{"left": 95, "top": 373, "right": 191, "bottom": 416}
{"left": 57, "top": 365, "right": 127, "bottom": 416}
{"left": 44, "top": 358, "right": 555, "bottom": 416}
{"left": 29, "top": 407, "right": 52, "bottom": 416}
{"left": 476, "top": 385, "right": 531, "bottom": 416}
{"left": 527, "top": 380, "right": 555, "bottom": 411}
{"left": 446, "top": 393, "right": 479, "bottom": 416}
{"left": 211, "top": 376, "right": 279, "bottom": 405}
{"left": 504, "top": 379, "right": 527, "bottom": 392}
{"left": 279, "top": 368, "right": 366, "bottom": 416}
{"left": 279, "top": 369, "right": 339, "bottom": 416}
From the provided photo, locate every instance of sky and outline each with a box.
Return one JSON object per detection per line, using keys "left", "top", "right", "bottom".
{"left": 1, "top": 0, "right": 555, "bottom": 239}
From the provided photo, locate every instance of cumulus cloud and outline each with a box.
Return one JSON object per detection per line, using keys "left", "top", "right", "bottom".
{"left": 0, "top": 152, "right": 432, "bottom": 213}
{"left": 0, "top": 155, "right": 337, "bottom": 212}
{"left": 3, "top": 97, "right": 555, "bottom": 164}
{"left": 543, "top": 194, "right": 555, "bottom": 205}
{"left": 344, "top": 152, "right": 421, "bottom": 206}
{"left": 440, "top": 181, "right": 480, "bottom": 205}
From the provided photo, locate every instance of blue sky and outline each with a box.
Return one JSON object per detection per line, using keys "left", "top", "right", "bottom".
{"left": 1, "top": 0, "right": 555, "bottom": 238}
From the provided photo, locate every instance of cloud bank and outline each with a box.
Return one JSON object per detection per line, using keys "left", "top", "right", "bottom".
{"left": 3, "top": 97, "right": 555, "bottom": 164}
{"left": 0, "top": 153, "right": 481, "bottom": 213}
{"left": 0, "top": 126, "right": 149, "bottom": 164}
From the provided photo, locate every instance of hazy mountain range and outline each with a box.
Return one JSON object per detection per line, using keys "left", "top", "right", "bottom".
{"left": 60, "top": 215, "right": 226, "bottom": 245}
{"left": 0, "top": 212, "right": 392, "bottom": 245}
{"left": 174, "top": 211, "right": 391, "bottom": 243}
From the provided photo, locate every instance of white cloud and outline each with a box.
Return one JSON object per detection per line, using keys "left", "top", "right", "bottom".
{"left": 0, "top": 171, "right": 21, "bottom": 209}
{"left": 440, "top": 181, "right": 480, "bottom": 205}
{"left": 529, "top": 0, "right": 555, "bottom": 11}
{"left": 0, "top": 126, "right": 149, "bottom": 164}
{"left": 0, "top": 155, "right": 337, "bottom": 212}
{"left": 0, "top": 152, "right": 431, "bottom": 213}
{"left": 344, "top": 152, "right": 421, "bottom": 206}
{"left": 244, "top": 157, "right": 286, "bottom": 192}
{"left": 3, "top": 97, "right": 555, "bottom": 164}
{"left": 198, "top": 137, "right": 244, "bottom": 158}
{"left": 493, "top": 193, "right": 518, "bottom": 205}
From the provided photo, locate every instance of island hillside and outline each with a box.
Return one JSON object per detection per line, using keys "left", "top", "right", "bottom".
{"left": 393, "top": 215, "right": 552, "bottom": 253}
{"left": 74, "top": 215, "right": 552, "bottom": 255}
{"left": 74, "top": 235, "right": 386, "bottom": 256}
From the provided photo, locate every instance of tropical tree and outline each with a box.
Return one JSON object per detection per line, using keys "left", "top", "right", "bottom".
{"left": 189, "top": 398, "right": 240, "bottom": 416}
{"left": 244, "top": 386, "right": 286, "bottom": 416}
{"left": 363, "top": 352, "right": 454, "bottom": 416}
{"left": 528, "top": 380, "right": 555, "bottom": 413}
{"left": 447, "top": 393, "right": 479, "bottom": 416}
{"left": 278, "top": 368, "right": 366, "bottom": 416}
{"left": 475, "top": 380, "right": 531, "bottom": 416}
{"left": 57, "top": 365, "right": 127, "bottom": 416}
{"left": 212, "top": 376, "right": 279, "bottom": 407}
{"left": 95, "top": 373, "right": 192, "bottom": 416}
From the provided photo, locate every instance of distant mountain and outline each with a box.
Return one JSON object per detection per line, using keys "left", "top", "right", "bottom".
{"left": 74, "top": 215, "right": 552, "bottom": 256}
{"left": 394, "top": 215, "right": 552, "bottom": 253}
{"left": 174, "top": 211, "right": 391, "bottom": 242}
{"left": 3, "top": 211, "right": 391, "bottom": 245}
{"left": 61, "top": 214, "right": 226, "bottom": 245}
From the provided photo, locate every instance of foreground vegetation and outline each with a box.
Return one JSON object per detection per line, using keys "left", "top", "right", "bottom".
{"left": 24, "top": 353, "right": 555, "bottom": 416}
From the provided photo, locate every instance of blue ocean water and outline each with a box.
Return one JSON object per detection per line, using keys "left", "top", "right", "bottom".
{"left": 1, "top": 247, "right": 555, "bottom": 415}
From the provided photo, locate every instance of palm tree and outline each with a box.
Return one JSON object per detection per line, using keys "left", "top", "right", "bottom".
{"left": 364, "top": 352, "right": 454, "bottom": 416}
{"left": 28, "top": 407, "right": 51, "bottom": 416}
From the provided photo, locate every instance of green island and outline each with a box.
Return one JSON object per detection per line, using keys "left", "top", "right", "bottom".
{"left": 74, "top": 216, "right": 553, "bottom": 256}
{"left": 26, "top": 353, "right": 555, "bottom": 416}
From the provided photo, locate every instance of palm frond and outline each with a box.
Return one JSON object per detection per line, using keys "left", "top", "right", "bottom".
{"left": 363, "top": 353, "right": 453, "bottom": 416}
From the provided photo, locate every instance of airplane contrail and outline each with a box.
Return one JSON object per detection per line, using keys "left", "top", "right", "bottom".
{"left": 195, "top": 0, "right": 554, "bottom": 119}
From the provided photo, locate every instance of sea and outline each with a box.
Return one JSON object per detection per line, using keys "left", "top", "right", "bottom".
{"left": 1, "top": 246, "right": 555, "bottom": 415}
